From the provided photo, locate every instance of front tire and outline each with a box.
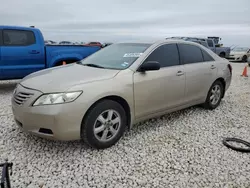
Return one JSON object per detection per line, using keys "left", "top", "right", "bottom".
{"left": 203, "top": 81, "right": 224, "bottom": 110}
{"left": 81, "top": 100, "right": 127, "bottom": 149}
{"left": 242, "top": 55, "right": 247, "bottom": 62}
{"left": 219, "top": 52, "right": 225, "bottom": 58}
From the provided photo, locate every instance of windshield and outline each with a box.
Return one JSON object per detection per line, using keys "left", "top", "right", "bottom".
{"left": 232, "top": 47, "right": 249, "bottom": 52}
{"left": 79, "top": 43, "right": 151, "bottom": 70}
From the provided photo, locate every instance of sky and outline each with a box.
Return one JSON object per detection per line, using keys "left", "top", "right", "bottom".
{"left": 0, "top": 0, "right": 250, "bottom": 47}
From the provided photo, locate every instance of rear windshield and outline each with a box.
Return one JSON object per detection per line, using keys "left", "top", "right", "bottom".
{"left": 79, "top": 43, "right": 151, "bottom": 70}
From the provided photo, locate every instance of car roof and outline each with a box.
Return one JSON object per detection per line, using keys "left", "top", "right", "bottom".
{"left": 116, "top": 39, "right": 210, "bottom": 46}
{"left": 154, "top": 39, "right": 208, "bottom": 46}
{"left": 166, "top": 36, "right": 208, "bottom": 40}
{"left": 115, "top": 40, "right": 214, "bottom": 53}
{"left": 116, "top": 42, "right": 152, "bottom": 45}
{"left": 0, "top": 25, "right": 40, "bottom": 31}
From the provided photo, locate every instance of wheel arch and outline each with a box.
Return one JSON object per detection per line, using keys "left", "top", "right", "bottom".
{"left": 53, "top": 58, "right": 81, "bottom": 66}
{"left": 49, "top": 54, "right": 84, "bottom": 67}
{"left": 219, "top": 51, "right": 226, "bottom": 57}
{"left": 81, "top": 95, "right": 132, "bottom": 131}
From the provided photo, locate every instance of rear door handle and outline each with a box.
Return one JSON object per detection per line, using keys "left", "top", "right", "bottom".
{"left": 211, "top": 65, "right": 216, "bottom": 69}
{"left": 29, "top": 50, "right": 40, "bottom": 54}
{"left": 176, "top": 71, "right": 184, "bottom": 76}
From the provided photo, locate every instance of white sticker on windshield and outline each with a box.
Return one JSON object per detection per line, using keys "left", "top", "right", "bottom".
{"left": 121, "top": 63, "right": 127, "bottom": 67}
{"left": 123, "top": 53, "right": 143, "bottom": 57}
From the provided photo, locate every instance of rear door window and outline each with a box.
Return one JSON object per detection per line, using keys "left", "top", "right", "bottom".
{"left": 3, "top": 29, "right": 35, "bottom": 46}
{"left": 178, "top": 43, "right": 203, "bottom": 64}
{"left": 144, "top": 43, "right": 180, "bottom": 68}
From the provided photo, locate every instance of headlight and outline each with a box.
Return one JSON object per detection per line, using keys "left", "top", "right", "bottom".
{"left": 33, "top": 91, "right": 82, "bottom": 106}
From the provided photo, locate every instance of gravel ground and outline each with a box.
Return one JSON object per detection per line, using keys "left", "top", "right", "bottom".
{"left": 1, "top": 63, "right": 250, "bottom": 188}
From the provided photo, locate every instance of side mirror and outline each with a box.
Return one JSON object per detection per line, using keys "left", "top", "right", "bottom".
{"left": 138, "top": 61, "right": 160, "bottom": 72}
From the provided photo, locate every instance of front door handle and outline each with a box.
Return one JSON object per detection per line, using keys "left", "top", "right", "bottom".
{"left": 211, "top": 65, "right": 216, "bottom": 69}
{"left": 176, "top": 71, "right": 184, "bottom": 76}
{"left": 29, "top": 50, "right": 40, "bottom": 54}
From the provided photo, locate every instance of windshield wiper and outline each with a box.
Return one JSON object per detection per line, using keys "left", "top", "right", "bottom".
{"left": 82, "top": 63, "right": 105, "bottom": 69}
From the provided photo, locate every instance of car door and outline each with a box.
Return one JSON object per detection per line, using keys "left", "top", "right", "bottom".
{"left": 177, "top": 43, "right": 218, "bottom": 104}
{"left": 133, "top": 43, "right": 185, "bottom": 119}
{"left": 1, "top": 29, "right": 45, "bottom": 80}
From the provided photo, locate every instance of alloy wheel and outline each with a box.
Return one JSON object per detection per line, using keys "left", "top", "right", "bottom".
{"left": 93, "top": 109, "right": 121, "bottom": 142}
{"left": 210, "top": 85, "right": 221, "bottom": 105}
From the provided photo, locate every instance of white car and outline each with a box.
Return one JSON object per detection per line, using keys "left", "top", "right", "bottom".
{"left": 227, "top": 47, "right": 250, "bottom": 62}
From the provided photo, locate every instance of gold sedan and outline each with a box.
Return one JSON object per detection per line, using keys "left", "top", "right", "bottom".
{"left": 11, "top": 40, "right": 232, "bottom": 149}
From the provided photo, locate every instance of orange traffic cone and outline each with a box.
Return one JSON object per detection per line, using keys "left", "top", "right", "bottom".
{"left": 241, "top": 64, "right": 248, "bottom": 77}
{"left": 62, "top": 61, "right": 66, "bottom": 65}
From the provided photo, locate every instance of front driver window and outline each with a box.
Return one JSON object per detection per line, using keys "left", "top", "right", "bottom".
{"left": 144, "top": 43, "right": 180, "bottom": 68}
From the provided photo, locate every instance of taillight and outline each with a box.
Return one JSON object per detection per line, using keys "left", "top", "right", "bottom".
{"left": 228, "top": 64, "right": 232, "bottom": 74}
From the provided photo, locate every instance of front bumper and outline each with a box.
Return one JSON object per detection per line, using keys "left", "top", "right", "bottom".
{"left": 226, "top": 55, "right": 243, "bottom": 62}
{"left": 11, "top": 84, "right": 87, "bottom": 141}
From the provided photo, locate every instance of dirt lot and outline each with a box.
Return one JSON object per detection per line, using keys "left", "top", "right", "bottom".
{"left": 0, "top": 63, "right": 250, "bottom": 188}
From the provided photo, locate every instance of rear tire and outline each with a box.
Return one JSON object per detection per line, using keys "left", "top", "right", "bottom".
{"left": 81, "top": 100, "right": 127, "bottom": 149}
{"left": 203, "top": 80, "right": 224, "bottom": 110}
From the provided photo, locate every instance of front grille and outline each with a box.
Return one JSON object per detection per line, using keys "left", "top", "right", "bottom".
{"left": 14, "top": 92, "right": 34, "bottom": 105}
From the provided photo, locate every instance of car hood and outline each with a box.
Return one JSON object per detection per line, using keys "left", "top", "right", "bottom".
{"left": 230, "top": 51, "right": 246, "bottom": 56}
{"left": 218, "top": 47, "right": 230, "bottom": 51}
{"left": 20, "top": 64, "right": 120, "bottom": 93}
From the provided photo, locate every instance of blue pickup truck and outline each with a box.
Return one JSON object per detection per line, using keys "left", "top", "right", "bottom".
{"left": 0, "top": 25, "right": 101, "bottom": 80}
